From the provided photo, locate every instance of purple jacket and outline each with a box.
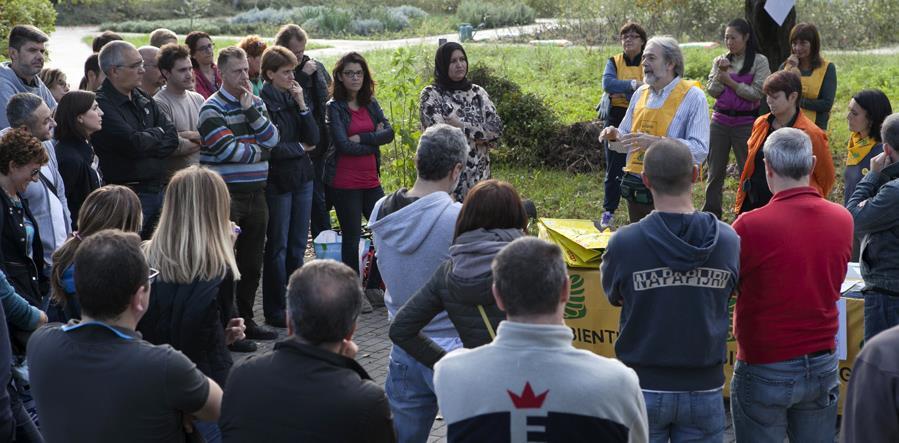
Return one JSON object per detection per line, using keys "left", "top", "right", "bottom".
{"left": 713, "top": 72, "right": 759, "bottom": 127}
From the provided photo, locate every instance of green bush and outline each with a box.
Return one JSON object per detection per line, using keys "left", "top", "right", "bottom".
{"left": 0, "top": 0, "right": 56, "bottom": 61}
{"left": 797, "top": 0, "right": 899, "bottom": 49}
{"left": 456, "top": 0, "right": 536, "bottom": 28}
{"left": 468, "top": 64, "right": 562, "bottom": 168}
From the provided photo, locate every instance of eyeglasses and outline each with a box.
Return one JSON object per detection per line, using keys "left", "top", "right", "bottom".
{"left": 342, "top": 70, "right": 364, "bottom": 79}
{"left": 198, "top": 43, "right": 215, "bottom": 53}
{"left": 30, "top": 168, "right": 40, "bottom": 178}
{"left": 621, "top": 33, "right": 642, "bottom": 41}
{"left": 148, "top": 267, "right": 160, "bottom": 284}
{"left": 117, "top": 61, "right": 145, "bottom": 70}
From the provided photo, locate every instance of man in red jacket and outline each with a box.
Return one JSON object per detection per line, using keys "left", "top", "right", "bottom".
{"left": 731, "top": 127, "right": 852, "bottom": 442}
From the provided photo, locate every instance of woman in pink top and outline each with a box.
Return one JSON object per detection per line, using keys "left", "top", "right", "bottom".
{"left": 186, "top": 31, "right": 221, "bottom": 99}
{"left": 324, "top": 52, "right": 394, "bottom": 274}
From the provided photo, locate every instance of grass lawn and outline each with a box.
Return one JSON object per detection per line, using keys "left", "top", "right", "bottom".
{"left": 80, "top": 35, "right": 331, "bottom": 51}
{"left": 320, "top": 44, "right": 899, "bottom": 225}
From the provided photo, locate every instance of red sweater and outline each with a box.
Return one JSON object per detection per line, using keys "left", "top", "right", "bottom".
{"left": 732, "top": 187, "right": 852, "bottom": 364}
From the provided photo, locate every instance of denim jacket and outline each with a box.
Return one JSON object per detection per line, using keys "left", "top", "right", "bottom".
{"left": 846, "top": 161, "right": 899, "bottom": 292}
{"left": 323, "top": 98, "right": 395, "bottom": 186}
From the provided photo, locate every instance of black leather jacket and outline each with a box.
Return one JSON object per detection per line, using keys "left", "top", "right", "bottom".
{"left": 259, "top": 82, "right": 320, "bottom": 194}
{"left": 323, "top": 98, "right": 394, "bottom": 187}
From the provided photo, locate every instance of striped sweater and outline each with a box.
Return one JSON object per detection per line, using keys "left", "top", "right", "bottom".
{"left": 198, "top": 88, "right": 279, "bottom": 191}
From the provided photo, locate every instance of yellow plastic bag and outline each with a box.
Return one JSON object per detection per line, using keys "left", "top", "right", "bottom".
{"left": 537, "top": 219, "right": 612, "bottom": 268}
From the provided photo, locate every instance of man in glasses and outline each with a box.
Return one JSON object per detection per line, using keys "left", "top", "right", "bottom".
{"left": 3, "top": 92, "right": 72, "bottom": 278}
{"left": 27, "top": 229, "right": 223, "bottom": 442}
{"left": 1, "top": 25, "right": 57, "bottom": 129}
{"left": 92, "top": 40, "right": 179, "bottom": 239}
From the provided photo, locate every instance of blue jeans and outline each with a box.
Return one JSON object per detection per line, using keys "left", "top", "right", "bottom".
{"left": 386, "top": 338, "right": 462, "bottom": 443}
{"left": 602, "top": 105, "right": 628, "bottom": 213}
{"left": 863, "top": 289, "right": 899, "bottom": 341}
{"left": 194, "top": 420, "right": 221, "bottom": 443}
{"left": 310, "top": 156, "right": 332, "bottom": 239}
{"left": 731, "top": 352, "right": 839, "bottom": 443}
{"left": 262, "top": 181, "right": 314, "bottom": 321}
{"left": 643, "top": 389, "right": 725, "bottom": 443}
{"left": 137, "top": 190, "right": 164, "bottom": 239}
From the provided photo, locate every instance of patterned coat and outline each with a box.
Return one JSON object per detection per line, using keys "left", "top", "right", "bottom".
{"left": 420, "top": 84, "right": 503, "bottom": 201}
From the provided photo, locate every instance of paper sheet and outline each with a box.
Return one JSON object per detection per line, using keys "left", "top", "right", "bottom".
{"left": 764, "top": 0, "right": 796, "bottom": 26}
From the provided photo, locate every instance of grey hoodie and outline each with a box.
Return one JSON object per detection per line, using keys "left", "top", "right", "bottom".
{"left": 0, "top": 61, "right": 57, "bottom": 129}
{"left": 369, "top": 190, "right": 460, "bottom": 337}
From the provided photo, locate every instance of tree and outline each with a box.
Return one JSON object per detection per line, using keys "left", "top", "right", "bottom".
{"left": 0, "top": 0, "right": 57, "bottom": 62}
{"left": 745, "top": 0, "right": 796, "bottom": 72}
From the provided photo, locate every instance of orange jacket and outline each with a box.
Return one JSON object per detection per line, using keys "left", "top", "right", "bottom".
{"left": 734, "top": 112, "right": 834, "bottom": 214}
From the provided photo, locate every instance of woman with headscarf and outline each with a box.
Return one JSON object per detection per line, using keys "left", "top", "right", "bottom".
{"left": 420, "top": 42, "right": 503, "bottom": 202}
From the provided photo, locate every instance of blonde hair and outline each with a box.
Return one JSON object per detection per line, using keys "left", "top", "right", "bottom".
{"left": 51, "top": 185, "right": 143, "bottom": 304}
{"left": 145, "top": 166, "right": 240, "bottom": 284}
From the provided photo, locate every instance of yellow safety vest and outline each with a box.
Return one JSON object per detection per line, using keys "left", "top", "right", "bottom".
{"left": 623, "top": 79, "right": 692, "bottom": 174}
{"left": 611, "top": 53, "right": 644, "bottom": 109}
{"left": 846, "top": 132, "right": 877, "bottom": 166}
{"left": 799, "top": 59, "right": 829, "bottom": 123}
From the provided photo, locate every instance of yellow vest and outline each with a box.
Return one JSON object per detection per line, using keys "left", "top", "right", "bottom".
{"left": 799, "top": 59, "right": 829, "bottom": 123}
{"left": 611, "top": 53, "right": 644, "bottom": 109}
{"left": 846, "top": 132, "right": 877, "bottom": 166}
{"left": 623, "top": 80, "right": 692, "bottom": 174}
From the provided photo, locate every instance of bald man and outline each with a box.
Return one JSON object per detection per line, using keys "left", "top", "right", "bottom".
{"left": 138, "top": 46, "right": 164, "bottom": 97}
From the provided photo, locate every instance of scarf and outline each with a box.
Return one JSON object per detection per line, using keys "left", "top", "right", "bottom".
{"left": 433, "top": 42, "right": 472, "bottom": 92}
{"left": 449, "top": 228, "right": 524, "bottom": 279}
{"left": 846, "top": 132, "right": 877, "bottom": 166}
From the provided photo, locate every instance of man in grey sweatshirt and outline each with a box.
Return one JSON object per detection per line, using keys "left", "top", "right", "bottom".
{"left": 369, "top": 123, "right": 467, "bottom": 443}
{"left": 1, "top": 25, "right": 57, "bottom": 128}
{"left": 434, "top": 238, "right": 649, "bottom": 443}
{"left": 3, "top": 93, "right": 71, "bottom": 272}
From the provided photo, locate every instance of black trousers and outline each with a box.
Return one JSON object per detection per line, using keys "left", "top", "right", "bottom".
{"left": 330, "top": 186, "right": 384, "bottom": 274}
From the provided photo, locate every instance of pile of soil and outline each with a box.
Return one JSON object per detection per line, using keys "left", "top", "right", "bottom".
{"left": 543, "top": 121, "right": 606, "bottom": 173}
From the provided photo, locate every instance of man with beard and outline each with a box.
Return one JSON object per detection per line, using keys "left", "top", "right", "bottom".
{"left": 1, "top": 25, "right": 56, "bottom": 128}
{"left": 600, "top": 36, "right": 710, "bottom": 223}
{"left": 154, "top": 43, "right": 204, "bottom": 181}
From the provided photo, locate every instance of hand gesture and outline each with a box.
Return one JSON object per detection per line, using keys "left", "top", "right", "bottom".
{"left": 289, "top": 81, "right": 305, "bottom": 105}
{"left": 599, "top": 126, "right": 620, "bottom": 142}
{"left": 717, "top": 57, "right": 731, "bottom": 70}
{"left": 239, "top": 81, "right": 254, "bottom": 110}
{"left": 349, "top": 134, "right": 361, "bottom": 143}
{"left": 870, "top": 152, "right": 892, "bottom": 173}
{"left": 619, "top": 132, "right": 658, "bottom": 152}
{"left": 224, "top": 318, "right": 246, "bottom": 345}
{"left": 302, "top": 59, "right": 318, "bottom": 76}
{"left": 785, "top": 55, "right": 800, "bottom": 70}
{"left": 338, "top": 338, "right": 359, "bottom": 359}
{"left": 376, "top": 122, "right": 384, "bottom": 131}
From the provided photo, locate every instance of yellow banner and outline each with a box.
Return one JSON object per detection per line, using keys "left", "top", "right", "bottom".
{"left": 565, "top": 267, "right": 863, "bottom": 412}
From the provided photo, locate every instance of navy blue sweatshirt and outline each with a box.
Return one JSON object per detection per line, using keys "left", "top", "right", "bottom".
{"left": 601, "top": 211, "right": 739, "bottom": 391}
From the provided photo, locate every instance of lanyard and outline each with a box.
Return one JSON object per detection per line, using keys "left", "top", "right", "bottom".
{"left": 61, "top": 321, "right": 134, "bottom": 340}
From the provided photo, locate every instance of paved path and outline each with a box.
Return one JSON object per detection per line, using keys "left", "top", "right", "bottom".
{"left": 47, "top": 20, "right": 561, "bottom": 90}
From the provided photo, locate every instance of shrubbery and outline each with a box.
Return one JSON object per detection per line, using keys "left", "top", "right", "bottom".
{"left": 102, "top": 4, "right": 432, "bottom": 37}
{"left": 456, "top": 0, "right": 536, "bottom": 28}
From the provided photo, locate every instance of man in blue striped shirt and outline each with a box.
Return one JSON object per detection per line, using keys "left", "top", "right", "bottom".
{"left": 601, "top": 36, "right": 710, "bottom": 223}
{"left": 199, "top": 46, "right": 279, "bottom": 350}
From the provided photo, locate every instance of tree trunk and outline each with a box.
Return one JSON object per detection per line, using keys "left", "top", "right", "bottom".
{"left": 745, "top": 0, "right": 796, "bottom": 72}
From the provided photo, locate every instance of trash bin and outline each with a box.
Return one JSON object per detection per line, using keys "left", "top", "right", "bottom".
{"left": 459, "top": 23, "right": 474, "bottom": 42}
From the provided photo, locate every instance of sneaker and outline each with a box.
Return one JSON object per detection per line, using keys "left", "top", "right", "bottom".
{"left": 228, "top": 339, "right": 257, "bottom": 353}
{"left": 365, "top": 288, "right": 385, "bottom": 308}
{"left": 599, "top": 211, "right": 614, "bottom": 230}
{"left": 245, "top": 321, "right": 278, "bottom": 340}
{"left": 361, "top": 295, "right": 374, "bottom": 314}
{"left": 265, "top": 316, "right": 287, "bottom": 329}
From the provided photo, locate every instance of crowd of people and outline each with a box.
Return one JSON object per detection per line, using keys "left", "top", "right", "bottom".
{"left": 0, "top": 14, "right": 895, "bottom": 443}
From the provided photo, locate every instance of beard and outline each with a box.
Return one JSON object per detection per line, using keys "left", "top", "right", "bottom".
{"left": 643, "top": 71, "right": 657, "bottom": 85}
